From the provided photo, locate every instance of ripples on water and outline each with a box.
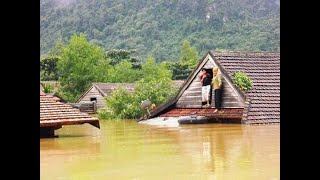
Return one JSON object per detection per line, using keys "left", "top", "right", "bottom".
{"left": 40, "top": 120, "right": 280, "bottom": 180}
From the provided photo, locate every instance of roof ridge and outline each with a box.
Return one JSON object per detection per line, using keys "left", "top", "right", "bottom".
{"left": 210, "top": 50, "right": 280, "bottom": 54}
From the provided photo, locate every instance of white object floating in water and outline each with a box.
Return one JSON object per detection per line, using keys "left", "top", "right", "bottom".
{"left": 139, "top": 117, "right": 180, "bottom": 127}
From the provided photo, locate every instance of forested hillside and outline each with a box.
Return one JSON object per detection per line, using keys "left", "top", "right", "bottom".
{"left": 40, "top": 0, "right": 280, "bottom": 61}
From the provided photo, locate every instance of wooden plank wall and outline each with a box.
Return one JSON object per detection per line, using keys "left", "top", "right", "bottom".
{"left": 176, "top": 80, "right": 202, "bottom": 108}
{"left": 78, "top": 86, "right": 105, "bottom": 108}
{"left": 216, "top": 78, "right": 244, "bottom": 107}
{"left": 176, "top": 59, "right": 245, "bottom": 108}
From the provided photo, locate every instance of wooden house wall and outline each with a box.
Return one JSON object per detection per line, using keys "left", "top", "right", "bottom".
{"left": 78, "top": 86, "right": 105, "bottom": 108}
{"left": 176, "top": 54, "right": 245, "bottom": 108}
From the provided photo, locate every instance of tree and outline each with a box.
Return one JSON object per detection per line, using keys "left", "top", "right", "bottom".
{"left": 161, "top": 40, "right": 199, "bottom": 80}
{"left": 105, "top": 49, "right": 142, "bottom": 69}
{"left": 40, "top": 55, "right": 60, "bottom": 81}
{"left": 140, "top": 56, "right": 173, "bottom": 81}
{"left": 57, "top": 33, "right": 110, "bottom": 102}
{"left": 106, "top": 60, "right": 140, "bottom": 83}
{"left": 163, "top": 61, "right": 192, "bottom": 80}
{"left": 180, "top": 40, "right": 199, "bottom": 69}
{"left": 98, "top": 56, "right": 176, "bottom": 119}
{"left": 41, "top": 0, "right": 280, "bottom": 60}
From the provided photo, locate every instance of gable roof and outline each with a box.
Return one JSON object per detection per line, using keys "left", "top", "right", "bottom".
{"left": 147, "top": 52, "right": 219, "bottom": 118}
{"left": 93, "top": 83, "right": 135, "bottom": 96}
{"left": 148, "top": 51, "right": 279, "bottom": 124}
{"left": 94, "top": 81, "right": 184, "bottom": 95}
{"left": 76, "top": 83, "right": 135, "bottom": 103}
{"left": 209, "top": 51, "right": 280, "bottom": 124}
{"left": 76, "top": 81, "right": 185, "bottom": 103}
{"left": 40, "top": 88, "right": 99, "bottom": 128}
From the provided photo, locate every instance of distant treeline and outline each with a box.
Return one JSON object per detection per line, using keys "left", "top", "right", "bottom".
{"left": 40, "top": 0, "right": 280, "bottom": 62}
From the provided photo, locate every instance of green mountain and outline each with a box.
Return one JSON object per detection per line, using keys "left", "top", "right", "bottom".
{"left": 40, "top": 0, "right": 280, "bottom": 61}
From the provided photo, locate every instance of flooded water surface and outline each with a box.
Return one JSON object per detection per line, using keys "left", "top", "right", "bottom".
{"left": 40, "top": 120, "right": 280, "bottom": 180}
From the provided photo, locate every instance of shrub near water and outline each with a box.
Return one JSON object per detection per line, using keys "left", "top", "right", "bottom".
{"left": 232, "top": 71, "right": 253, "bottom": 91}
{"left": 98, "top": 56, "right": 176, "bottom": 120}
{"left": 98, "top": 79, "right": 176, "bottom": 120}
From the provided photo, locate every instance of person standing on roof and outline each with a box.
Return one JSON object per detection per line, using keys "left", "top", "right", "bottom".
{"left": 199, "top": 68, "right": 212, "bottom": 108}
{"left": 212, "top": 66, "right": 222, "bottom": 112}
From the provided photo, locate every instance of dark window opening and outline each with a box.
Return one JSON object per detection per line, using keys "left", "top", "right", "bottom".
{"left": 90, "top": 97, "right": 97, "bottom": 102}
{"left": 205, "top": 68, "right": 213, "bottom": 105}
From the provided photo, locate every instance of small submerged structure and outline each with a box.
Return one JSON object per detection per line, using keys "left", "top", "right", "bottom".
{"left": 40, "top": 88, "right": 100, "bottom": 138}
{"left": 76, "top": 83, "right": 135, "bottom": 109}
{"left": 76, "top": 81, "right": 185, "bottom": 110}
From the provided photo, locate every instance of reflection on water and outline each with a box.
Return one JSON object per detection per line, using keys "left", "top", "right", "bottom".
{"left": 40, "top": 120, "right": 280, "bottom": 180}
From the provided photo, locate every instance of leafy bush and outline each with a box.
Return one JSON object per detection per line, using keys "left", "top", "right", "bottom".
{"left": 98, "top": 59, "right": 177, "bottom": 120}
{"left": 232, "top": 71, "right": 253, "bottom": 91}
{"left": 98, "top": 87, "right": 141, "bottom": 119}
{"left": 134, "top": 78, "right": 176, "bottom": 105}
{"left": 42, "top": 83, "right": 54, "bottom": 93}
{"left": 97, "top": 108, "right": 116, "bottom": 120}
{"left": 98, "top": 78, "right": 177, "bottom": 120}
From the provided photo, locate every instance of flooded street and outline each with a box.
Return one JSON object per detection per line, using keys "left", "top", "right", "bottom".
{"left": 40, "top": 120, "right": 280, "bottom": 180}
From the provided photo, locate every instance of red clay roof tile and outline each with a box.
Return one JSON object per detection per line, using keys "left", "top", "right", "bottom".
{"left": 40, "top": 89, "right": 99, "bottom": 128}
{"left": 211, "top": 51, "right": 280, "bottom": 124}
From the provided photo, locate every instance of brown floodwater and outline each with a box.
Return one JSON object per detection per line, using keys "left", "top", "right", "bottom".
{"left": 40, "top": 120, "right": 280, "bottom": 180}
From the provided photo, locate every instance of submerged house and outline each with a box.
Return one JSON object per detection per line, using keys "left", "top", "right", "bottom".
{"left": 148, "top": 51, "right": 280, "bottom": 124}
{"left": 76, "top": 83, "right": 135, "bottom": 109}
{"left": 40, "top": 88, "right": 100, "bottom": 137}
{"left": 77, "top": 81, "right": 185, "bottom": 110}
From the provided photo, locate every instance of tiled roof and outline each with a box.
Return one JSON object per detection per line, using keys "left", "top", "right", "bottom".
{"left": 40, "top": 89, "right": 99, "bottom": 128}
{"left": 160, "top": 108, "right": 243, "bottom": 120}
{"left": 210, "top": 51, "right": 280, "bottom": 124}
{"left": 94, "top": 81, "right": 184, "bottom": 96}
{"left": 93, "top": 83, "right": 135, "bottom": 96}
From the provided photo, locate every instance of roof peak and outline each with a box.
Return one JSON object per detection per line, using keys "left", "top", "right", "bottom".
{"left": 210, "top": 50, "right": 279, "bottom": 56}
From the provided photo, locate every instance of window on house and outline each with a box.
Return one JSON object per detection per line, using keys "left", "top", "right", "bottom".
{"left": 90, "top": 97, "right": 97, "bottom": 102}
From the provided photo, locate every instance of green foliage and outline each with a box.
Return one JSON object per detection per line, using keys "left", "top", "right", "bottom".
{"left": 180, "top": 40, "right": 199, "bottom": 69}
{"left": 106, "top": 60, "right": 140, "bottom": 83}
{"left": 57, "top": 33, "right": 111, "bottom": 102}
{"left": 105, "top": 49, "right": 142, "bottom": 69}
{"left": 162, "top": 40, "right": 199, "bottom": 80}
{"left": 134, "top": 78, "right": 176, "bottom": 106}
{"left": 103, "top": 87, "right": 141, "bottom": 119}
{"left": 98, "top": 59, "right": 176, "bottom": 119}
{"left": 42, "top": 83, "right": 54, "bottom": 93}
{"left": 47, "top": 38, "right": 65, "bottom": 56}
{"left": 163, "top": 61, "right": 193, "bottom": 80}
{"left": 96, "top": 109, "right": 110, "bottom": 120}
{"left": 140, "top": 56, "right": 173, "bottom": 81}
{"left": 233, "top": 71, "right": 253, "bottom": 91}
{"left": 40, "top": 55, "right": 60, "bottom": 81}
{"left": 40, "top": 0, "right": 280, "bottom": 61}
